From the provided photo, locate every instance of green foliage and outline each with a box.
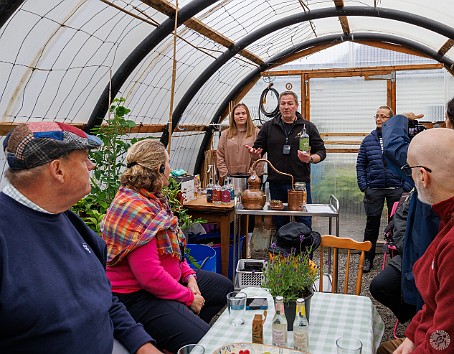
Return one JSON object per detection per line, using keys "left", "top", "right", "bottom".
{"left": 262, "top": 249, "right": 318, "bottom": 302}
{"left": 72, "top": 98, "right": 203, "bottom": 234}
{"left": 313, "top": 168, "right": 363, "bottom": 211}
{"left": 184, "top": 248, "right": 201, "bottom": 269}
{"left": 162, "top": 177, "right": 206, "bottom": 230}
{"left": 72, "top": 97, "right": 138, "bottom": 232}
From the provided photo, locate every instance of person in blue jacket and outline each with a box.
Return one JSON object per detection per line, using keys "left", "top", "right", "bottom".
{"left": 380, "top": 111, "right": 441, "bottom": 314}
{"left": 0, "top": 122, "right": 160, "bottom": 354}
{"left": 356, "top": 105, "right": 411, "bottom": 273}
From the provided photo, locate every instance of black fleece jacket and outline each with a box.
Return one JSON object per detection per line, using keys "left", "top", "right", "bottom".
{"left": 253, "top": 112, "right": 326, "bottom": 184}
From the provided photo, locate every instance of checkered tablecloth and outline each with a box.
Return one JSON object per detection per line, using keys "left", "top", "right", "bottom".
{"left": 198, "top": 287, "right": 384, "bottom": 354}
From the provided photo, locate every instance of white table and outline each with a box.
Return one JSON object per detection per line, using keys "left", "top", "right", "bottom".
{"left": 198, "top": 287, "right": 384, "bottom": 354}
{"left": 233, "top": 195, "right": 340, "bottom": 289}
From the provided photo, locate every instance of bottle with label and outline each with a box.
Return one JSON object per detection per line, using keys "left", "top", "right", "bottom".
{"left": 252, "top": 313, "right": 264, "bottom": 344}
{"left": 293, "top": 298, "right": 309, "bottom": 353}
{"left": 212, "top": 180, "right": 222, "bottom": 204}
{"left": 272, "top": 296, "right": 287, "bottom": 347}
{"left": 221, "top": 180, "right": 231, "bottom": 204}
{"left": 228, "top": 176, "right": 235, "bottom": 201}
{"left": 206, "top": 178, "right": 213, "bottom": 203}
{"left": 298, "top": 124, "right": 309, "bottom": 153}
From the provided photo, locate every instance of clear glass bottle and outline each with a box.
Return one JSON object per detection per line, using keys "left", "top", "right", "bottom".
{"left": 293, "top": 298, "right": 309, "bottom": 353}
{"left": 212, "top": 180, "right": 222, "bottom": 204}
{"left": 272, "top": 296, "right": 287, "bottom": 347}
{"left": 206, "top": 178, "right": 213, "bottom": 203}
{"left": 221, "top": 180, "right": 231, "bottom": 204}
{"left": 228, "top": 176, "right": 235, "bottom": 201}
{"left": 298, "top": 124, "right": 309, "bottom": 153}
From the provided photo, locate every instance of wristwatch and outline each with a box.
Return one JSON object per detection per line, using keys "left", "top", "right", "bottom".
{"left": 309, "top": 155, "right": 314, "bottom": 164}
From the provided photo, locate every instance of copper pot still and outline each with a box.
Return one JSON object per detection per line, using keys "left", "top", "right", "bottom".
{"left": 240, "top": 172, "right": 266, "bottom": 210}
{"left": 241, "top": 158, "right": 299, "bottom": 210}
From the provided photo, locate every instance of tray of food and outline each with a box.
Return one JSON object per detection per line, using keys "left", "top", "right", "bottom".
{"left": 269, "top": 200, "right": 284, "bottom": 210}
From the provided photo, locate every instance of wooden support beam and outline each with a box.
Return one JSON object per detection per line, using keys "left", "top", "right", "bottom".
{"left": 326, "top": 148, "right": 359, "bottom": 153}
{"left": 332, "top": 0, "right": 350, "bottom": 35}
{"left": 140, "top": 0, "right": 264, "bottom": 66}
{"left": 438, "top": 39, "right": 454, "bottom": 56}
{"left": 263, "top": 63, "right": 443, "bottom": 78}
{"left": 0, "top": 123, "right": 210, "bottom": 136}
{"left": 357, "top": 40, "right": 432, "bottom": 59}
{"left": 268, "top": 43, "right": 337, "bottom": 70}
{"left": 321, "top": 132, "right": 367, "bottom": 137}
{"left": 387, "top": 77, "right": 396, "bottom": 113}
{"left": 324, "top": 140, "right": 362, "bottom": 145}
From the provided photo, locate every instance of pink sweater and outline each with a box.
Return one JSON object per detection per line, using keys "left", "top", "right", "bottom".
{"left": 107, "top": 237, "right": 196, "bottom": 306}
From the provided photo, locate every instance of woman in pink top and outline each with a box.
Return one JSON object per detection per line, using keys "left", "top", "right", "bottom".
{"left": 101, "top": 139, "right": 233, "bottom": 353}
{"left": 217, "top": 103, "right": 263, "bottom": 184}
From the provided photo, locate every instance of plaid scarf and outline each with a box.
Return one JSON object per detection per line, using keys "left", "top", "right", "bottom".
{"left": 101, "top": 186, "right": 185, "bottom": 266}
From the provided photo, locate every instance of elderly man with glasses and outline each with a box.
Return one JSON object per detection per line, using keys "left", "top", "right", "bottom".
{"left": 356, "top": 105, "right": 412, "bottom": 273}
{"left": 378, "top": 127, "right": 454, "bottom": 353}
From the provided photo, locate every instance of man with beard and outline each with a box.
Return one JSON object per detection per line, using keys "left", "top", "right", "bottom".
{"left": 378, "top": 128, "right": 454, "bottom": 353}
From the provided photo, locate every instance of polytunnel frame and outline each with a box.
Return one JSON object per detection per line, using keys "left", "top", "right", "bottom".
{"left": 86, "top": 0, "right": 214, "bottom": 131}
{"left": 9, "top": 3, "right": 450, "bottom": 173}
{"left": 87, "top": 5, "right": 454, "bottom": 140}
{"left": 1, "top": 4, "right": 453, "bottom": 170}
{"left": 192, "top": 32, "right": 454, "bottom": 174}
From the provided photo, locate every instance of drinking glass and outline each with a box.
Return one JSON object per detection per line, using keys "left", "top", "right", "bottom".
{"left": 336, "top": 337, "right": 362, "bottom": 354}
{"left": 227, "top": 291, "right": 247, "bottom": 326}
{"left": 177, "top": 344, "right": 205, "bottom": 354}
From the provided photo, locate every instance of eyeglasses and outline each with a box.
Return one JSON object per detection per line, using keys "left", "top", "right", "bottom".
{"left": 374, "top": 114, "right": 390, "bottom": 120}
{"left": 401, "top": 164, "right": 432, "bottom": 177}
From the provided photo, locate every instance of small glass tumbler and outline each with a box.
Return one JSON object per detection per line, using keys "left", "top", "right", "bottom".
{"left": 336, "top": 337, "right": 362, "bottom": 354}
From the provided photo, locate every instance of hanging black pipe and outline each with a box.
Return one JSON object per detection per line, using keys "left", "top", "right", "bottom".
{"left": 86, "top": 0, "right": 218, "bottom": 132}
{"left": 193, "top": 32, "right": 454, "bottom": 174}
{"left": 0, "top": 0, "right": 25, "bottom": 29}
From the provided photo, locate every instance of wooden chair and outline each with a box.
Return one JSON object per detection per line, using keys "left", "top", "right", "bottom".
{"left": 318, "top": 235, "right": 372, "bottom": 295}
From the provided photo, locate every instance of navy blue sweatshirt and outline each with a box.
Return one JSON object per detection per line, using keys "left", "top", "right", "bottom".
{"left": 0, "top": 192, "right": 153, "bottom": 354}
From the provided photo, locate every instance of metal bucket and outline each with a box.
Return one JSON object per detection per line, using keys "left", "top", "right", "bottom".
{"left": 230, "top": 174, "right": 249, "bottom": 196}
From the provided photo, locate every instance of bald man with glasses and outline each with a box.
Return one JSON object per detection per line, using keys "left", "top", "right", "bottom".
{"left": 379, "top": 128, "right": 454, "bottom": 353}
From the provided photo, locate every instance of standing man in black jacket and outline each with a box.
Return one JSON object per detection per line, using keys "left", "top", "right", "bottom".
{"left": 246, "top": 91, "right": 326, "bottom": 230}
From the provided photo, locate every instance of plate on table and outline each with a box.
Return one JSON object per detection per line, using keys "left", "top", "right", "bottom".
{"left": 213, "top": 342, "right": 305, "bottom": 354}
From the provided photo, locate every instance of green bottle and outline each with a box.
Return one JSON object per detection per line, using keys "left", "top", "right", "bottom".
{"left": 298, "top": 124, "right": 309, "bottom": 152}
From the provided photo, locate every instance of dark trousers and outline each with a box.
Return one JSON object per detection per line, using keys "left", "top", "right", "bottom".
{"left": 363, "top": 187, "right": 403, "bottom": 261}
{"left": 369, "top": 263, "right": 416, "bottom": 323}
{"left": 269, "top": 182, "right": 312, "bottom": 231}
{"left": 115, "top": 270, "right": 233, "bottom": 352}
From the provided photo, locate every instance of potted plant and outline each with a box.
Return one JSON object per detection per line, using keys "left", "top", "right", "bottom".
{"left": 261, "top": 246, "right": 318, "bottom": 329}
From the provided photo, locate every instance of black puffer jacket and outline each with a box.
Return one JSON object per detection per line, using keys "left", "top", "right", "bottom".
{"left": 356, "top": 129, "right": 411, "bottom": 192}
{"left": 253, "top": 112, "right": 326, "bottom": 184}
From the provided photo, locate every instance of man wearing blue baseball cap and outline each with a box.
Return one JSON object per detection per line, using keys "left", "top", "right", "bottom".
{"left": 0, "top": 122, "right": 160, "bottom": 354}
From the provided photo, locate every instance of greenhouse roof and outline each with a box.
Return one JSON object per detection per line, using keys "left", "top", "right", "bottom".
{"left": 1, "top": 0, "right": 453, "bottom": 178}
{"left": 1, "top": 0, "right": 453, "bottom": 128}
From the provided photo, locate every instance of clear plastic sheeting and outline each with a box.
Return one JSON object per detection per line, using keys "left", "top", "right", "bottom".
{"left": 1, "top": 0, "right": 454, "bottom": 182}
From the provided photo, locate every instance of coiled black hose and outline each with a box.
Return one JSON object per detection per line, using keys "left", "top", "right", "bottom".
{"left": 258, "top": 83, "right": 279, "bottom": 125}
